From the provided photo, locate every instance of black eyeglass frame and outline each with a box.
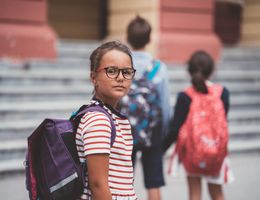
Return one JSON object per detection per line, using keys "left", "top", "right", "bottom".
{"left": 96, "top": 66, "right": 136, "bottom": 80}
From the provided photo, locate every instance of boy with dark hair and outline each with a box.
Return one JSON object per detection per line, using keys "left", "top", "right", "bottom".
{"left": 127, "top": 16, "right": 151, "bottom": 49}
{"left": 126, "top": 15, "right": 172, "bottom": 200}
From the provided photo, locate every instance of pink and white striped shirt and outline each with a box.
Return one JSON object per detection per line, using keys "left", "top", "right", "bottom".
{"left": 76, "top": 100, "right": 138, "bottom": 200}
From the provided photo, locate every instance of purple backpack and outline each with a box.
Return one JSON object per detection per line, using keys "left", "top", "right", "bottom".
{"left": 25, "top": 104, "right": 116, "bottom": 200}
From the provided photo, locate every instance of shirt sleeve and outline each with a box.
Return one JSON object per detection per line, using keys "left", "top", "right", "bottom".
{"left": 221, "top": 87, "right": 230, "bottom": 116}
{"left": 78, "top": 111, "right": 112, "bottom": 156}
{"left": 162, "top": 92, "right": 191, "bottom": 153}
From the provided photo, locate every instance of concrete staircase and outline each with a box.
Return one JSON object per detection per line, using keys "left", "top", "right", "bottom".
{"left": 1, "top": 40, "right": 260, "bottom": 174}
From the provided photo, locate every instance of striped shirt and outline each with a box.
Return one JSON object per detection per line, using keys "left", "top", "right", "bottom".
{"left": 76, "top": 100, "right": 138, "bottom": 200}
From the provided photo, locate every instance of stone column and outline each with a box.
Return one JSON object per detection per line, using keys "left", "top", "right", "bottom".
{"left": 0, "top": 0, "right": 57, "bottom": 61}
{"left": 241, "top": 0, "right": 260, "bottom": 46}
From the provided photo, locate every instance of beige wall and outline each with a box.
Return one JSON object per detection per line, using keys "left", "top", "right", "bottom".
{"left": 107, "top": 0, "right": 160, "bottom": 55}
{"left": 241, "top": 0, "right": 260, "bottom": 46}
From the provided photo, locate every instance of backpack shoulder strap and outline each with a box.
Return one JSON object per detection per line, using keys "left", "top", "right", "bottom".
{"left": 184, "top": 86, "right": 196, "bottom": 98}
{"left": 72, "top": 105, "right": 116, "bottom": 146}
{"left": 208, "top": 83, "right": 223, "bottom": 98}
{"left": 146, "top": 59, "right": 161, "bottom": 81}
{"left": 185, "top": 84, "right": 224, "bottom": 101}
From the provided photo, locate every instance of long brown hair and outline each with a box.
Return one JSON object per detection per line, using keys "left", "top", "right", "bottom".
{"left": 188, "top": 51, "right": 214, "bottom": 94}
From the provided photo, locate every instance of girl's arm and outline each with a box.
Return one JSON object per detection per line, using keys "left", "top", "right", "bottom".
{"left": 162, "top": 92, "right": 190, "bottom": 153}
{"left": 87, "top": 153, "right": 112, "bottom": 200}
{"left": 221, "top": 87, "right": 230, "bottom": 115}
{"left": 80, "top": 112, "right": 113, "bottom": 200}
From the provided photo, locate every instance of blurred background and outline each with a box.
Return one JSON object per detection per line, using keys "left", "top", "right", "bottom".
{"left": 0, "top": 0, "right": 260, "bottom": 199}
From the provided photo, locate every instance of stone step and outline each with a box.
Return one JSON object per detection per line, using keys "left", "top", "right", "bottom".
{"left": 57, "top": 41, "right": 260, "bottom": 62}
{"left": 228, "top": 139, "right": 260, "bottom": 153}
{"left": 29, "top": 58, "right": 90, "bottom": 69}
{"left": 0, "top": 109, "right": 73, "bottom": 121}
{"left": 216, "top": 61, "right": 260, "bottom": 70}
{"left": 169, "top": 82, "right": 260, "bottom": 95}
{"left": 1, "top": 95, "right": 259, "bottom": 119}
{"left": 1, "top": 75, "right": 259, "bottom": 88}
{"left": 2, "top": 58, "right": 259, "bottom": 72}
{"left": 169, "top": 70, "right": 260, "bottom": 81}
{"left": 1, "top": 116, "right": 259, "bottom": 141}
{"left": 229, "top": 122, "right": 260, "bottom": 138}
{"left": 1, "top": 67, "right": 260, "bottom": 81}
{"left": 1, "top": 43, "right": 259, "bottom": 69}
{"left": 175, "top": 95, "right": 260, "bottom": 109}
{"left": 229, "top": 109, "right": 260, "bottom": 121}
{"left": 0, "top": 82, "right": 259, "bottom": 103}
{"left": 0, "top": 96, "right": 259, "bottom": 127}
{"left": 220, "top": 47, "right": 260, "bottom": 62}
{"left": 0, "top": 93, "right": 259, "bottom": 114}
{"left": 1, "top": 136, "right": 260, "bottom": 175}
{"left": 0, "top": 99, "right": 86, "bottom": 112}
{"left": 0, "top": 85, "right": 91, "bottom": 102}
{"left": 169, "top": 93, "right": 260, "bottom": 109}
{"left": 0, "top": 85, "right": 92, "bottom": 95}
{"left": 214, "top": 70, "right": 260, "bottom": 80}
{"left": 0, "top": 159, "right": 25, "bottom": 174}
{"left": 0, "top": 58, "right": 89, "bottom": 71}
{"left": 0, "top": 69, "right": 89, "bottom": 80}
{"left": 57, "top": 40, "right": 260, "bottom": 59}
{"left": 0, "top": 140, "right": 26, "bottom": 161}
{"left": 57, "top": 39, "right": 100, "bottom": 57}
{"left": 168, "top": 62, "right": 260, "bottom": 71}
{"left": 1, "top": 81, "right": 259, "bottom": 94}
{"left": 1, "top": 101, "right": 260, "bottom": 124}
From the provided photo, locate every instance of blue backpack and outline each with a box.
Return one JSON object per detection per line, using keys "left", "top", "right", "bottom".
{"left": 120, "top": 60, "right": 162, "bottom": 149}
{"left": 25, "top": 104, "right": 116, "bottom": 200}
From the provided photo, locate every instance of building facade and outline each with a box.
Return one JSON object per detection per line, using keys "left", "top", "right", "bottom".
{"left": 0, "top": 0, "right": 259, "bottom": 63}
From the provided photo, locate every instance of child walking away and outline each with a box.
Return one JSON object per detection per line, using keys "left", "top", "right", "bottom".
{"left": 75, "top": 41, "right": 138, "bottom": 199}
{"left": 121, "top": 15, "right": 172, "bottom": 200}
{"left": 162, "top": 51, "right": 234, "bottom": 200}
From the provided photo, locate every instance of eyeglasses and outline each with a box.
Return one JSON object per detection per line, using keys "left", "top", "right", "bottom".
{"left": 96, "top": 66, "right": 136, "bottom": 80}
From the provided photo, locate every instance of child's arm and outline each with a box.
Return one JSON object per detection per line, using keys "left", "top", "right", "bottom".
{"left": 221, "top": 87, "right": 230, "bottom": 115}
{"left": 87, "top": 154, "right": 112, "bottom": 200}
{"left": 162, "top": 92, "right": 190, "bottom": 153}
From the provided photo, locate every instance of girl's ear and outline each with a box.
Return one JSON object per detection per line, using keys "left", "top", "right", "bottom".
{"left": 90, "top": 71, "right": 96, "bottom": 84}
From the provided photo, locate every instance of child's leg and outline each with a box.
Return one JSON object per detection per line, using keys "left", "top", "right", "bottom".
{"left": 147, "top": 188, "right": 161, "bottom": 200}
{"left": 207, "top": 183, "right": 224, "bottom": 200}
{"left": 187, "top": 176, "right": 202, "bottom": 200}
{"left": 142, "top": 147, "right": 164, "bottom": 200}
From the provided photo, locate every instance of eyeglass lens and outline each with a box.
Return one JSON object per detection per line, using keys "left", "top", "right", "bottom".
{"left": 105, "top": 67, "right": 135, "bottom": 79}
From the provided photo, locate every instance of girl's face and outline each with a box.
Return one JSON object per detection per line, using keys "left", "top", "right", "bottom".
{"left": 91, "top": 49, "right": 133, "bottom": 108}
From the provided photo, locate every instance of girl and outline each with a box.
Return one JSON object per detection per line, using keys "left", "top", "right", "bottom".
{"left": 162, "top": 51, "right": 234, "bottom": 200}
{"left": 76, "top": 41, "right": 138, "bottom": 200}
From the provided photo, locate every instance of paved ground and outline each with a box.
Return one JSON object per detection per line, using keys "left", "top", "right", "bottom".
{"left": 1, "top": 152, "right": 260, "bottom": 200}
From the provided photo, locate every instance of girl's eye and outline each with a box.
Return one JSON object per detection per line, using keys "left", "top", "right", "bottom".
{"left": 123, "top": 70, "right": 131, "bottom": 75}
{"left": 107, "top": 67, "right": 117, "bottom": 74}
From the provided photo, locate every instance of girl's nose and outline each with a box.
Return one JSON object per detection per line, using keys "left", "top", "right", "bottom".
{"left": 116, "top": 70, "right": 125, "bottom": 80}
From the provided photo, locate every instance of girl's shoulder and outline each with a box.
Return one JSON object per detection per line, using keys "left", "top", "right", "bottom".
{"left": 178, "top": 91, "right": 191, "bottom": 101}
{"left": 90, "top": 98, "right": 127, "bottom": 120}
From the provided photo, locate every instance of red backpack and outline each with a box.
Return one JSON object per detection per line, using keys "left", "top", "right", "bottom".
{"left": 177, "top": 84, "right": 228, "bottom": 176}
